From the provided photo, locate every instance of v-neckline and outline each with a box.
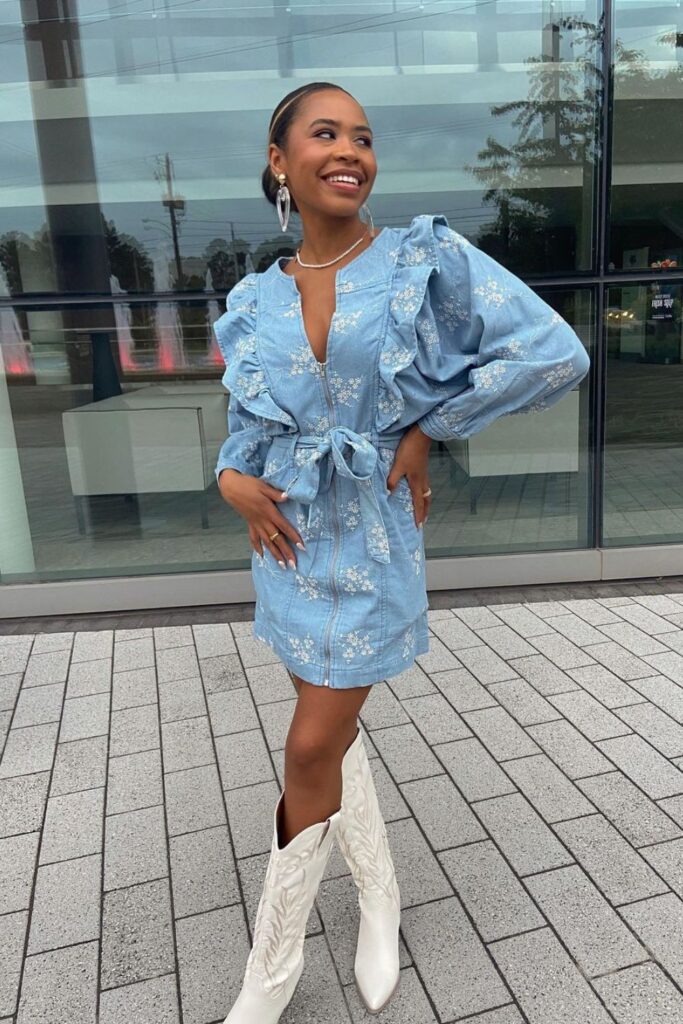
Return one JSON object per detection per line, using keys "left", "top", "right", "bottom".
{"left": 275, "top": 227, "right": 387, "bottom": 367}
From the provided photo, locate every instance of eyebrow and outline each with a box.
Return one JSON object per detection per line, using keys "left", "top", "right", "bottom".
{"left": 308, "top": 118, "right": 373, "bottom": 134}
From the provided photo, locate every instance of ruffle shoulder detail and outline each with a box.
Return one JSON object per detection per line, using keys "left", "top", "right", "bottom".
{"left": 213, "top": 273, "right": 296, "bottom": 429}
{"left": 377, "top": 213, "right": 455, "bottom": 432}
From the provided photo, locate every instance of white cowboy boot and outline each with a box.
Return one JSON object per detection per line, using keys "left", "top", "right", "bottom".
{"left": 337, "top": 727, "right": 401, "bottom": 1013}
{"left": 223, "top": 792, "right": 341, "bottom": 1023}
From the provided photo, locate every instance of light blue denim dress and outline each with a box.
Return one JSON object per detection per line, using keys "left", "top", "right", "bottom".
{"left": 214, "top": 214, "right": 590, "bottom": 688}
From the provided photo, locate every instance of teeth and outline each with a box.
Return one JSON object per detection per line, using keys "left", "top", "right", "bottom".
{"left": 326, "top": 175, "right": 360, "bottom": 185}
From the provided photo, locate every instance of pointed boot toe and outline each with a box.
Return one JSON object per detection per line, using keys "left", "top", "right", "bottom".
{"left": 353, "top": 900, "right": 401, "bottom": 1012}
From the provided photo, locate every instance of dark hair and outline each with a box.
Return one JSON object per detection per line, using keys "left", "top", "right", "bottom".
{"left": 261, "top": 82, "right": 354, "bottom": 214}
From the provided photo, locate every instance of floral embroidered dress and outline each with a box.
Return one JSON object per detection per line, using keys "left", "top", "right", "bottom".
{"left": 213, "top": 213, "right": 590, "bottom": 688}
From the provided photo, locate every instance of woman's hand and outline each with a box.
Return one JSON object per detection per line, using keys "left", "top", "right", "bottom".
{"left": 218, "top": 469, "right": 305, "bottom": 569}
{"left": 386, "top": 424, "right": 433, "bottom": 527}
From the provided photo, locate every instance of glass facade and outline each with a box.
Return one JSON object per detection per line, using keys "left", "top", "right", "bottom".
{"left": 0, "top": 0, "right": 681, "bottom": 593}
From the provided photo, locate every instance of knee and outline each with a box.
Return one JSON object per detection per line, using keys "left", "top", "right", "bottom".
{"left": 285, "top": 727, "right": 341, "bottom": 779}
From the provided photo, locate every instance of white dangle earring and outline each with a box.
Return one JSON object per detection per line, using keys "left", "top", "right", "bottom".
{"left": 360, "top": 202, "right": 374, "bottom": 236}
{"left": 276, "top": 172, "right": 291, "bottom": 233}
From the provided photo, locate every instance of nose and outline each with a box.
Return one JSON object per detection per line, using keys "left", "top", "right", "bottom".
{"left": 332, "top": 133, "right": 358, "bottom": 160}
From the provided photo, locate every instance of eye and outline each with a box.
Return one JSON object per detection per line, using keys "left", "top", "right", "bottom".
{"left": 314, "top": 130, "right": 373, "bottom": 147}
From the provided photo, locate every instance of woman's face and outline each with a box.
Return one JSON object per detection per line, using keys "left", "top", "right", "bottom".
{"left": 269, "top": 89, "right": 377, "bottom": 221}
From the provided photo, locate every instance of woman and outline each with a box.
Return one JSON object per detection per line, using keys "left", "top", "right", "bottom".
{"left": 215, "top": 82, "right": 590, "bottom": 1023}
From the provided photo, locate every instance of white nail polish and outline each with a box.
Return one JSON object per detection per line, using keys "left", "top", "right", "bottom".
{"left": 278, "top": 560, "right": 286, "bottom": 569}
{"left": 296, "top": 542, "right": 306, "bottom": 550}
{"left": 288, "top": 559, "right": 296, "bottom": 570}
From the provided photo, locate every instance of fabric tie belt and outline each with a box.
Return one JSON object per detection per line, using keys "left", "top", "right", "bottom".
{"left": 267, "top": 426, "right": 406, "bottom": 565}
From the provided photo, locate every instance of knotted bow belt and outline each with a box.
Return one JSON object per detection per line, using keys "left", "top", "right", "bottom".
{"left": 266, "top": 426, "right": 406, "bottom": 565}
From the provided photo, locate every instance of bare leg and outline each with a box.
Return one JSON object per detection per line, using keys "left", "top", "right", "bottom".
{"left": 282, "top": 673, "right": 372, "bottom": 845}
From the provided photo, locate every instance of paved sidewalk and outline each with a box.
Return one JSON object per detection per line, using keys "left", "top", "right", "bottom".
{"left": 5, "top": 593, "right": 683, "bottom": 1022}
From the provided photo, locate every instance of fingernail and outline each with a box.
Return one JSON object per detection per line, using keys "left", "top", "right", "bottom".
{"left": 278, "top": 560, "right": 286, "bottom": 569}
{"left": 418, "top": 521, "right": 423, "bottom": 529}
{"left": 280, "top": 492, "right": 288, "bottom": 499}
{"left": 288, "top": 559, "right": 296, "bottom": 570}
{"left": 296, "top": 542, "right": 306, "bottom": 550}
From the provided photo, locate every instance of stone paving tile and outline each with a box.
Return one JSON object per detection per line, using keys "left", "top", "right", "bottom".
{"left": 401, "top": 692, "right": 471, "bottom": 744}
{"left": 461, "top": 706, "right": 541, "bottom": 761}
{"left": 434, "top": 737, "right": 517, "bottom": 802}
{"left": 507, "top": 654, "right": 579, "bottom": 695}
{"left": 473, "top": 793, "right": 574, "bottom": 876}
{"left": 401, "top": 896, "right": 510, "bottom": 1021}
{"left": 525, "top": 719, "right": 613, "bottom": 779}
{"left": 523, "top": 863, "right": 647, "bottom": 975}
{"left": 487, "top": 677, "right": 561, "bottom": 726}
{"left": 593, "top": 961, "right": 683, "bottom": 1024}
{"left": 0, "top": 773, "right": 50, "bottom": 840}
{"left": 98, "top": 974, "right": 180, "bottom": 1024}
{"left": 72, "top": 630, "right": 113, "bottom": 663}
{"left": 547, "top": 689, "right": 632, "bottom": 741}
{"left": 553, "top": 814, "right": 669, "bottom": 905}
{"left": 576, "top": 771, "right": 683, "bottom": 847}
{"left": 400, "top": 773, "right": 486, "bottom": 850}
{"left": 429, "top": 667, "right": 495, "bottom": 712}
{"left": 488, "top": 927, "right": 614, "bottom": 1023}
{"left": 17, "top": 940, "right": 99, "bottom": 1024}
{"left": 566, "top": 663, "right": 646, "bottom": 708}
{"left": 503, "top": 753, "right": 596, "bottom": 823}
{"left": 438, "top": 840, "right": 545, "bottom": 941}
{"left": 619, "top": 893, "right": 683, "bottom": 991}
{"left": 13, "top": 600, "right": 683, "bottom": 1023}
{"left": 100, "top": 877, "right": 175, "bottom": 990}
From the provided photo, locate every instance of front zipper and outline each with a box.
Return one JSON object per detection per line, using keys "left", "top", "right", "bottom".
{"left": 319, "top": 360, "right": 340, "bottom": 687}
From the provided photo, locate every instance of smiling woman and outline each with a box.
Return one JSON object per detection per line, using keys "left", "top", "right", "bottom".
{"left": 214, "top": 81, "right": 590, "bottom": 1024}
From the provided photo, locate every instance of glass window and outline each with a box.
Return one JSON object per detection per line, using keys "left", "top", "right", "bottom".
{"left": 1, "top": 0, "right": 601, "bottom": 304}
{"left": 610, "top": 1, "right": 683, "bottom": 273}
{"left": 603, "top": 280, "right": 683, "bottom": 546}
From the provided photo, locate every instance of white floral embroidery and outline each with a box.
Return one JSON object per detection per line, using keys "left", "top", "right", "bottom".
{"left": 235, "top": 369, "right": 265, "bottom": 400}
{"left": 543, "top": 362, "right": 575, "bottom": 389}
{"left": 473, "top": 277, "right": 513, "bottom": 309}
{"left": 332, "top": 310, "right": 363, "bottom": 333}
{"left": 390, "top": 283, "right": 422, "bottom": 317}
{"left": 295, "top": 573, "right": 324, "bottom": 601}
{"left": 401, "top": 245, "right": 431, "bottom": 266}
{"left": 416, "top": 313, "right": 440, "bottom": 353}
{"left": 282, "top": 300, "right": 299, "bottom": 318}
{"left": 434, "top": 295, "right": 469, "bottom": 330}
{"left": 367, "top": 521, "right": 390, "bottom": 559}
{"left": 412, "top": 547, "right": 422, "bottom": 576}
{"left": 339, "top": 565, "right": 375, "bottom": 594}
{"left": 293, "top": 447, "right": 320, "bottom": 467}
{"left": 437, "top": 229, "right": 471, "bottom": 254}
{"left": 295, "top": 505, "right": 323, "bottom": 541}
{"left": 380, "top": 343, "right": 411, "bottom": 373}
{"left": 394, "top": 481, "right": 414, "bottom": 515}
{"left": 328, "top": 371, "right": 362, "bottom": 406}
{"left": 338, "top": 280, "right": 356, "bottom": 293}
{"left": 289, "top": 633, "right": 316, "bottom": 664}
{"left": 378, "top": 388, "right": 403, "bottom": 423}
{"left": 289, "top": 343, "right": 320, "bottom": 376}
{"left": 401, "top": 625, "right": 415, "bottom": 659}
{"left": 303, "top": 413, "right": 330, "bottom": 434}
{"left": 341, "top": 630, "right": 373, "bottom": 661}
{"left": 340, "top": 497, "right": 362, "bottom": 530}
{"left": 234, "top": 334, "right": 256, "bottom": 359}
{"left": 434, "top": 406, "right": 466, "bottom": 433}
{"left": 495, "top": 339, "right": 524, "bottom": 360}
{"left": 473, "top": 362, "right": 507, "bottom": 390}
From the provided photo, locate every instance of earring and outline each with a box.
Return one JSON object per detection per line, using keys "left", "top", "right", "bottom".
{"left": 276, "top": 173, "right": 291, "bottom": 233}
{"left": 360, "top": 202, "right": 374, "bottom": 236}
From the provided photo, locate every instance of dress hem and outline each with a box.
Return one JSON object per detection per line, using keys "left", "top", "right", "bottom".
{"left": 252, "top": 626, "right": 430, "bottom": 689}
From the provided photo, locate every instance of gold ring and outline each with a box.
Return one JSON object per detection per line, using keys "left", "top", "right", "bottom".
{"left": 422, "top": 488, "right": 432, "bottom": 497}
{"left": 269, "top": 530, "right": 281, "bottom": 541}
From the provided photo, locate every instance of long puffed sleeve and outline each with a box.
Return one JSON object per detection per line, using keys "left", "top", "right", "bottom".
{"left": 212, "top": 272, "right": 295, "bottom": 483}
{"left": 411, "top": 218, "right": 590, "bottom": 441}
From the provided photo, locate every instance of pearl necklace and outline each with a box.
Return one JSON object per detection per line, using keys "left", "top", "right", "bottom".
{"left": 294, "top": 228, "right": 370, "bottom": 269}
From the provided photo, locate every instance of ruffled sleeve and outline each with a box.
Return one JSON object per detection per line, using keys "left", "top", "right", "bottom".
{"left": 395, "top": 215, "right": 590, "bottom": 442}
{"left": 213, "top": 273, "right": 295, "bottom": 483}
